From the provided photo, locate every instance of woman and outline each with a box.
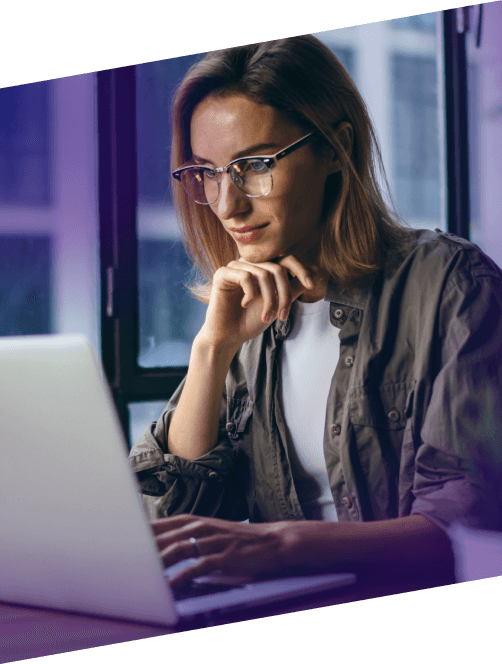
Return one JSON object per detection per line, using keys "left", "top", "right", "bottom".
{"left": 130, "top": 35, "right": 502, "bottom": 586}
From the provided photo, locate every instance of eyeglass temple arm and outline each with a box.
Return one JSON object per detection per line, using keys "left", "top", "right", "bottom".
{"left": 273, "top": 132, "right": 316, "bottom": 163}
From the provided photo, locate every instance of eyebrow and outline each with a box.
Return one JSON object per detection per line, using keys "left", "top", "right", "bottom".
{"left": 193, "top": 142, "right": 281, "bottom": 165}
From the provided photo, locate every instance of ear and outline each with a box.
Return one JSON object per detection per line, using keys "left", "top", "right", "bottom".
{"left": 327, "top": 122, "right": 353, "bottom": 174}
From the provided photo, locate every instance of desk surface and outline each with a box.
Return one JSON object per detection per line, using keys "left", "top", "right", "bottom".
{"left": 0, "top": 572, "right": 454, "bottom": 664}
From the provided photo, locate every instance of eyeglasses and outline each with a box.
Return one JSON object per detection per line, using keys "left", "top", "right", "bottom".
{"left": 172, "top": 132, "right": 316, "bottom": 205}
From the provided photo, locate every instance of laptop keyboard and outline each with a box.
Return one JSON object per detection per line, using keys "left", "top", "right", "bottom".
{"left": 173, "top": 578, "right": 248, "bottom": 601}
{"left": 165, "top": 560, "right": 252, "bottom": 601}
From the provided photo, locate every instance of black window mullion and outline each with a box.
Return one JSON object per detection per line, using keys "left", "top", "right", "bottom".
{"left": 443, "top": 8, "right": 470, "bottom": 239}
{"left": 98, "top": 68, "right": 117, "bottom": 387}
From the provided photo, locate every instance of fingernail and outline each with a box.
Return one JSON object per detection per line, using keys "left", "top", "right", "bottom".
{"left": 264, "top": 312, "right": 272, "bottom": 323}
{"left": 306, "top": 277, "right": 314, "bottom": 289}
{"left": 279, "top": 309, "right": 288, "bottom": 321}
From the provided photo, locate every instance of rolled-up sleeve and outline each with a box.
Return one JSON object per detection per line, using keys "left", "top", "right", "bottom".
{"left": 129, "top": 377, "right": 248, "bottom": 522}
{"left": 411, "top": 268, "right": 502, "bottom": 531}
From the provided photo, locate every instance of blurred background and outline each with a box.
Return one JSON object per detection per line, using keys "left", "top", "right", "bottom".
{"left": 1, "top": 5, "right": 501, "bottom": 445}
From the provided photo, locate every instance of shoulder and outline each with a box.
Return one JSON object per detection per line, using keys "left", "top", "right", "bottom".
{"left": 387, "top": 228, "right": 502, "bottom": 293}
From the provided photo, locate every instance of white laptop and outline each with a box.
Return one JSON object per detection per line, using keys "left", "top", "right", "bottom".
{"left": 0, "top": 334, "right": 356, "bottom": 626}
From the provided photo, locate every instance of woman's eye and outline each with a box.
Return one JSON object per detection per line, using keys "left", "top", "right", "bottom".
{"left": 249, "top": 160, "right": 267, "bottom": 173}
{"left": 204, "top": 170, "right": 217, "bottom": 180}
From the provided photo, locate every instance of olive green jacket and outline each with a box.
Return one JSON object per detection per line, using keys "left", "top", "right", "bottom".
{"left": 129, "top": 229, "right": 502, "bottom": 530}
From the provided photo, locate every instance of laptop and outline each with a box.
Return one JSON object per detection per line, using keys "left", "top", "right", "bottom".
{"left": 0, "top": 334, "right": 356, "bottom": 626}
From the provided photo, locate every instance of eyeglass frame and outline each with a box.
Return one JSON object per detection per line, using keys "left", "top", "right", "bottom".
{"left": 172, "top": 131, "right": 317, "bottom": 205}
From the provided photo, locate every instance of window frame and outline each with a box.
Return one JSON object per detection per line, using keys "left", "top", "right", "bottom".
{"left": 97, "top": 67, "right": 186, "bottom": 444}
{"left": 443, "top": 7, "right": 471, "bottom": 238}
{"left": 97, "top": 11, "right": 471, "bottom": 443}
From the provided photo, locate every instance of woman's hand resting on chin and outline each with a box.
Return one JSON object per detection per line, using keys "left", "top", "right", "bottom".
{"left": 197, "top": 255, "right": 316, "bottom": 352}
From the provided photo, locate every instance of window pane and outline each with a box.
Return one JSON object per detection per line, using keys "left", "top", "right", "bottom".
{"left": 0, "top": 82, "right": 51, "bottom": 205}
{"left": 0, "top": 84, "right": 52, "bottom": 338}
{"left": 466, "top": 2, "right": 502, "bottom": 268}
{"left": 128, "top": 401, "right": 167, "bottom": 449}
{"left": 0, "top": 236, "right": 51, "bottom": 335}
{"left": 316, "top": 12, "right": 445, "bottom": 231}
{"left": 391, "top": 13, "right": 437, "bottom": 32}
{"left": 136, "top": 55, "right": 207, "bottom": 369}
{"left": 0, "top": 76, "right": 100, "bottom": 349}
{"left": 391, "top": 54, "right": 440, "bottom": 220}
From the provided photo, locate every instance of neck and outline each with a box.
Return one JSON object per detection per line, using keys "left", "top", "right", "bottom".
{"left": 295, "top": 241, "right": 330, "bottom": 303}
{"left": 299, "top": 278, "right": 328, "bottom": 303}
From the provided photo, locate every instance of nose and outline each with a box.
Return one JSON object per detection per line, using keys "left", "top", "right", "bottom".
{"left": 213, "top": 171, "right": 250, "bottom": 220}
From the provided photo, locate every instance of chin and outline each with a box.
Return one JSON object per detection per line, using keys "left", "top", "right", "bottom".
{"left": 238, "top": 245, "right": 280, "bottom": 264}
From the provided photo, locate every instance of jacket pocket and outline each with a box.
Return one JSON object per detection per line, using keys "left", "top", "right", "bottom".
{"left": 348, "top": 381, "right": 415, "bottom": 429}
{"left": 224, "top": 397, "right": 254, "bottom": 441}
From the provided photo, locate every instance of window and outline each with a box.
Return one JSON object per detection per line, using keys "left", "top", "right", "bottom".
{"left": 136, "top": 55, "right": 207, "bottom": 370}
{"left": 0, "top": 235, "right": 51, "bottom": 335}
{"left": 391, "top": 13, "right": 437, "bottom": 32}
{"left": 318, "top": 16, "right": 444, "bottom": 231}
{"left": 0, "top": 82, "right": 51, "bottom": 205}
{"left": 138, "top": 238, "right": 205, "bottom": 367}
{"left": 0, "top": 75, "right": 100, "bottom": 351}
{"left": 391, "top": 54, "right": 440, "bottom": 222}
{"left": 330, "top": 47, "right": 355, "bottom": 79}
{"left": 0, "top": 81, "right": 54, "bottom": 338}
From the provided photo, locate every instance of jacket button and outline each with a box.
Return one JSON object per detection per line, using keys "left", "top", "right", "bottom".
{"left": 226, "top": 421, "right": 235, "bottom": 432}
{"left": 341, "top": 496, "right": 352, "bottom": 508}
{"left": 330, "top": 423, "right": 341, "bottom": 435}
{"left": 345, "top": 356, "right": 354, "bottom": 367}
{"left": 334, "top": 308, "right": 344, "bottom": 319}
{"left": 387, "top": 410, "right": 400, "bottom": 422}
{"left": 207, "top": 471, "right": 219, "bottom": 479}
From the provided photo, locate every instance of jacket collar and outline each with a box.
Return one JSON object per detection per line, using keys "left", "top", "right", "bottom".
{"left": 324, "top": 276, "right": 371, "bottom": 311}
{"left": 273, "top": 276, "right": 371, "bottom": 339}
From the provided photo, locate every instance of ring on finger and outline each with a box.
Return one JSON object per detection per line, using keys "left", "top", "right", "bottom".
{"left": 189, "top": 537, "right": 201, "bottom": 558}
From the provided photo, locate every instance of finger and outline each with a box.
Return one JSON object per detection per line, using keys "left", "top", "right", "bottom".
{"left": 156, "top": 529, "right": 209, "bottom": 555}
{"left": 239, "top": 271, "right": 257, "bottom": 308}
{"left": 276, "top": 256, "right": 315, "bottom": 291}
{"left": 168, "top": 554, "right": 226, "bottom": 587}
{"left": 254, "top": 262, "right": 295, "bottom": 321}
{"left": 159, "top": 538, "right": 204, "bottom": 569}
{"left": 212, "top": 266, "right": 266, "bottom": 313}
{"left": 168, "top": 548, "right": 262, "bottom": 586}
{"left": 256, "top": 257, "right": 309, "bottom": 320}
{"left": 160, "top": 533, "right": 228, "bottom": 570}
{"left": 151, "top": 514, "right": 194, "bottom": 536}
{"left": 227, "top": 261, "right": 278, "bottom": 323}
{"left": 151, "top": 514, "right": 210, "bottom": 536}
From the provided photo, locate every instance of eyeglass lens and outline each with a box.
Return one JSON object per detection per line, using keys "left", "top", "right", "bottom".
{"left": 179, "top": 159, "right": 273, "bottom": 205}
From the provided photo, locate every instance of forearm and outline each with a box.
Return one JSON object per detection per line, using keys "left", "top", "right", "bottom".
{"left": 280, "top": 515, "right": 454, "bottom": 581}
{"left": 168, "top": 335, "right": 239, "bottom": 460}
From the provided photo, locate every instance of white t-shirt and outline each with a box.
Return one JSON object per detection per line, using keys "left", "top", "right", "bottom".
{"left": 278, "top": 298, "right": 340, "bottom": 521}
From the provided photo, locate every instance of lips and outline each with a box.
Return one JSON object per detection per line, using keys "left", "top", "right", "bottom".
{"left": 228, "top": 224, "right": 267, "bottom": 233}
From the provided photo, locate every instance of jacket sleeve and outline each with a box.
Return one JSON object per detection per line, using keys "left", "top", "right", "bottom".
{"left": 128, "top": 376, "right": 248, "bottom": 522}
{"left": 410, "top": 261, "right": 502, "bottom": 532}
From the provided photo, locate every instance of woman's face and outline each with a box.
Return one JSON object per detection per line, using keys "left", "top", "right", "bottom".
{"left": 190, "top": 94, "right": 337, "bottom": 265}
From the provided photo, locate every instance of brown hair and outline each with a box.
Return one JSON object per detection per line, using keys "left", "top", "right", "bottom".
{"left": 171, "top": 35, "right": 412, "bottom": 301}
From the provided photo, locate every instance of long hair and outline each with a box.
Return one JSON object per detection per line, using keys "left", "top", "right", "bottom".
{"left": 171, "top": 35, "right": 412, "bottom": 301}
